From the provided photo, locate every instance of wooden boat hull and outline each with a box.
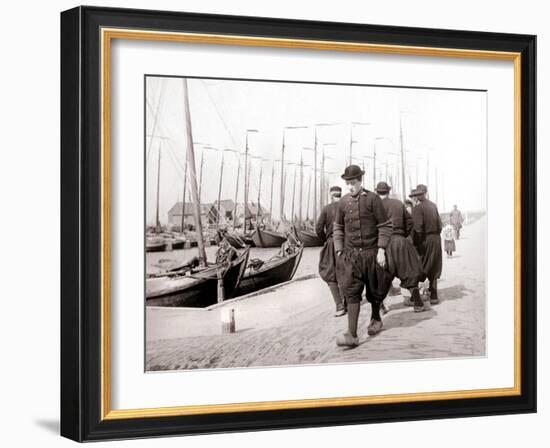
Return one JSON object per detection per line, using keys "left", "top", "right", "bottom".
{"left": 146, "top": 241, "right": 165, "bottom": 252}
{"left": 169, "top": 239, "right": 185, "bottom": 250}
{"left": 146, "top": 248, "right": 250, "bottom": 307}
{"left": 251, "top": 228, "right": 287, "bottom": 248}
{"left": 297, "top": 230, "right": 322, "bottom": 247}
{"left": 225, "top": 232, "right": 256, "bottom": 249}
{"left": 235, "top": 246, "right": 304, "bottom": 297}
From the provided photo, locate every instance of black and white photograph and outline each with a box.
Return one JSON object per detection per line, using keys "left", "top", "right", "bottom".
{"left": 145, "top": 75, "right": 487, "bottom": 371}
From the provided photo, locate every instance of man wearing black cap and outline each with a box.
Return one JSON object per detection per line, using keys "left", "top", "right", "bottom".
{"left": 410, "top": 184, "right": 443, "bottom": 304}
{"left": 375, "top": 182, "right": 427, "bottom": 312}
{"left": 333, "top": 165, "right": 393, "bottom": 347}
{"left": 316, "top": 186, "right": 346, "bottom": 317}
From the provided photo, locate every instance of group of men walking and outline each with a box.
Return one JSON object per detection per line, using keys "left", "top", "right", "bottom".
{"left": 315, "top": 164, "right": 443, "bottom": 348}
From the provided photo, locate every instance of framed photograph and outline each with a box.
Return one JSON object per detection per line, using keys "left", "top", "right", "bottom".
{"left": 61, "top": 6, "right": 536, "bottom": 441}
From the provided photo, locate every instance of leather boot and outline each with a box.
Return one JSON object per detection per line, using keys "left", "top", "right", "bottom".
{"left": 411, "top": 287, "right": 428, "bottom": 312}
{"left": 429, "top": 280, "right": 440, "bottom": 305}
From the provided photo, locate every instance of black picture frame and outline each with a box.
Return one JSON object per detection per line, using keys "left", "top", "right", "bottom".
{"left": 61, "top": 5, "right": 536, "bottom": 442}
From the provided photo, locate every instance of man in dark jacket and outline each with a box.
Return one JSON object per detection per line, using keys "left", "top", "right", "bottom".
{"left": 316, "top": 186, "right": 346, "bottom": 317}
{"left": 375, "top": 182, "right": 427, "bottom": 312}
{"left": 333, "top": 165, "right": 393, "bottom": 347}
{"left": 410, "top": 184, "right": 443, "bottom": 304}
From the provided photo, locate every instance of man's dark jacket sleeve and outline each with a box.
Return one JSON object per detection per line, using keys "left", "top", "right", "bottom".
{"left": 315, "top": 208, "right": 327, "bottom": 242}
{"left": 372, "top": 195, "right": 392, "bottom": 249}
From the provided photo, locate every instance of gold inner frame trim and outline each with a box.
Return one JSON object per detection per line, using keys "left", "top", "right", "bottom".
{"left": 100, "top": 27, "right": 522, "bottom": 421}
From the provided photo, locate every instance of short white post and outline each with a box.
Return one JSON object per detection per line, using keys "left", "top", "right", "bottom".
{"left": 221, "top": 308, "right": 236, "bottom": 334}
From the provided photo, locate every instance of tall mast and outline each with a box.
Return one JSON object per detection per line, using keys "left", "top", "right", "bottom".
{"left": 243, "top": 129, "right": 258, "bottom": 232}
{"left": 282, "top": 170, "right": 288, "bottom": 221}
{"left": 155, "top": 142, "right": 161, "bottom": 232}
{"left": 299, "top": 153, "right": 304, "bottom": 227}
{"left": 280, "top": 125, "right": 307, "bottom": 224}
{"left": 321, "top": 143, "right": 337, "bottom": 208}
{"left": 291, "top": 164, "right": 297, "bottom": 224}
{"left": 181, "top": 151, "right": 188, "bottom": 232}
{"left": 399, "top": 114, "right": 406, "bottom": 202}
{"left": 147, "top": 80, "right": 165, "bottom": 161}
{"left": 426, "top": 151, "right": 430, "bottom": 189}
{"left": 349, "top": 125, "right": 353, "bottom": 165}
{"left": 216, "top": 150, "right": 226, "bottom": 230}
{"left": 196, "top": 144, "right": 212, "bottom": 204}
{"left": 256, "top": 160, "right": 263, "bottom": 228}
{"left": 269, "top": 161, "right": 275, "bottom": 225}
{"left": 313, "top": 128, "right": 318, "bottom": 225}
{"left": 244, "top": 133, "right": 249, "bottom": 232}
{"left": 232, "top": 156, "right": 241, "bottom": 231}
{"left": 198, "top": 149, "right": 205, "bottom": 202}
{"left": 181, "top": 78, "right": 207, "bottom": 265}
{"left": 320, "top": 146, "right": 325, "bottom": 209}
{"left": 372, "top": 139, "right": 377, "bottom": 187}
{"left": 279, "top": 133, "right": 285, "bottom": 223}
{"left": 246, "top": 162, "right": 252, "bottom": 223}
{"left": 306, "top": 169, "right": 312, "bottom": 222}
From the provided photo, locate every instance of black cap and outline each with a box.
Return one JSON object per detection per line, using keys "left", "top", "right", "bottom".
{"left": 341, "top": 164, "right": 365, "bottom": 180}
{"left": 416, "top": 184, "right": 428, "bottom": 193}
{"left": 329, "top": 186, "right": 342, "bottom": 193}
{"left": 375, "top": 181, "right": 391, "bottom": 194}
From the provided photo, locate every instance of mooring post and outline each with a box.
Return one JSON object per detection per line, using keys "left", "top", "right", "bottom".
{"left": 217, "top": 271, "right": 226, "bottom": 304}
{"left": 221, "top": 308, "right": 235, "bottom": 334}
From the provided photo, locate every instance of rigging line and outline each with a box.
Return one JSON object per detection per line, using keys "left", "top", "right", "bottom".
{"left": 144, "top": 99, "right": 201, "bottom": 190}
{"left": 199, "top": 80, "right": 240, "bottom": 149}
{"left": 144, "top": 99, "right": 196, "bottom": 188}
{"left": 146, "top": 79, "right": 166, "bottom": 163}
{"left": 163, "top": 144, "right": 186, "bottom": 182}
{"left": 164, "top": 137, "right": 202, "bottom": 192}
{"left": 145, "top": 98, "right": 184, "bottom": 167}
{"left": 165, "top": 141, "right": 204, "bottom": 193}
{"left": 246, "top": 160, "right": 272, "bottom": 212}
{"left": 164, "top": 143, "right": 206, "bottom": 206}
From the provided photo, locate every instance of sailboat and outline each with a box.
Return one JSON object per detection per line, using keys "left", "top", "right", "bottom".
{"left": 145, "top": 138, "right": 185, "bottom": 252}
{"left": 251, "top": 228, "right": 287, "bottom": 248}
{"left": 146, "top": 237, "right": 166, "bottom": 252}
{"left": 146, "top": 78, "right": 249, "bottom": 307}
{"left": 235, "top": 233, "right": 303, "bottom": 297}
{"left": 296, "top": 229, "right": 322, "bottom": 247}
{"left": 146, "top": 247, "right": 250, "bottom": 307}
{"left": 249, "top": 148, "right": 286, "bottom": 248}
{"left": 295, "top": 154, "right": 322, "bottom": 247}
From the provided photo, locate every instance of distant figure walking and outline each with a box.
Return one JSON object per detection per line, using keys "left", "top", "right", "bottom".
{"left": 449, "top": 205, "right": 464, "bottom": 240}
{"left": 375, "top": 182, "right": 428, "bottom": 312}
{"left": 442, "top": 223, "right": 456, "bottom": 258}
{"left": 316, "top": 186, "right": 346, "bottom": 317}
{"left": 410, "top": 184, "right": 443, "bottom": 305}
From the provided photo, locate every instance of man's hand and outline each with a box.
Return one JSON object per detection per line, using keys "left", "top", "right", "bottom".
{"left": 376, "top": 248, "right": 386, "bottom": 268}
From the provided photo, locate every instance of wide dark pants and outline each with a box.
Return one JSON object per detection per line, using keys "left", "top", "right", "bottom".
{"left": 386, "top": 234, "right": 426, "bottom": 289}
{"left": 419, "top": 234, "right": 443, "bottom": 281}
{"left": 318, "top": 238, "right": 338, "bottom": 283}
{"left": 336, "top": 247, "right": 393, "bottom": 304}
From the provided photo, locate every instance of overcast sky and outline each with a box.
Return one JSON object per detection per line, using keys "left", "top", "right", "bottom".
{"left": 145, "top": 76, "right": 486, "bottom": 225}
